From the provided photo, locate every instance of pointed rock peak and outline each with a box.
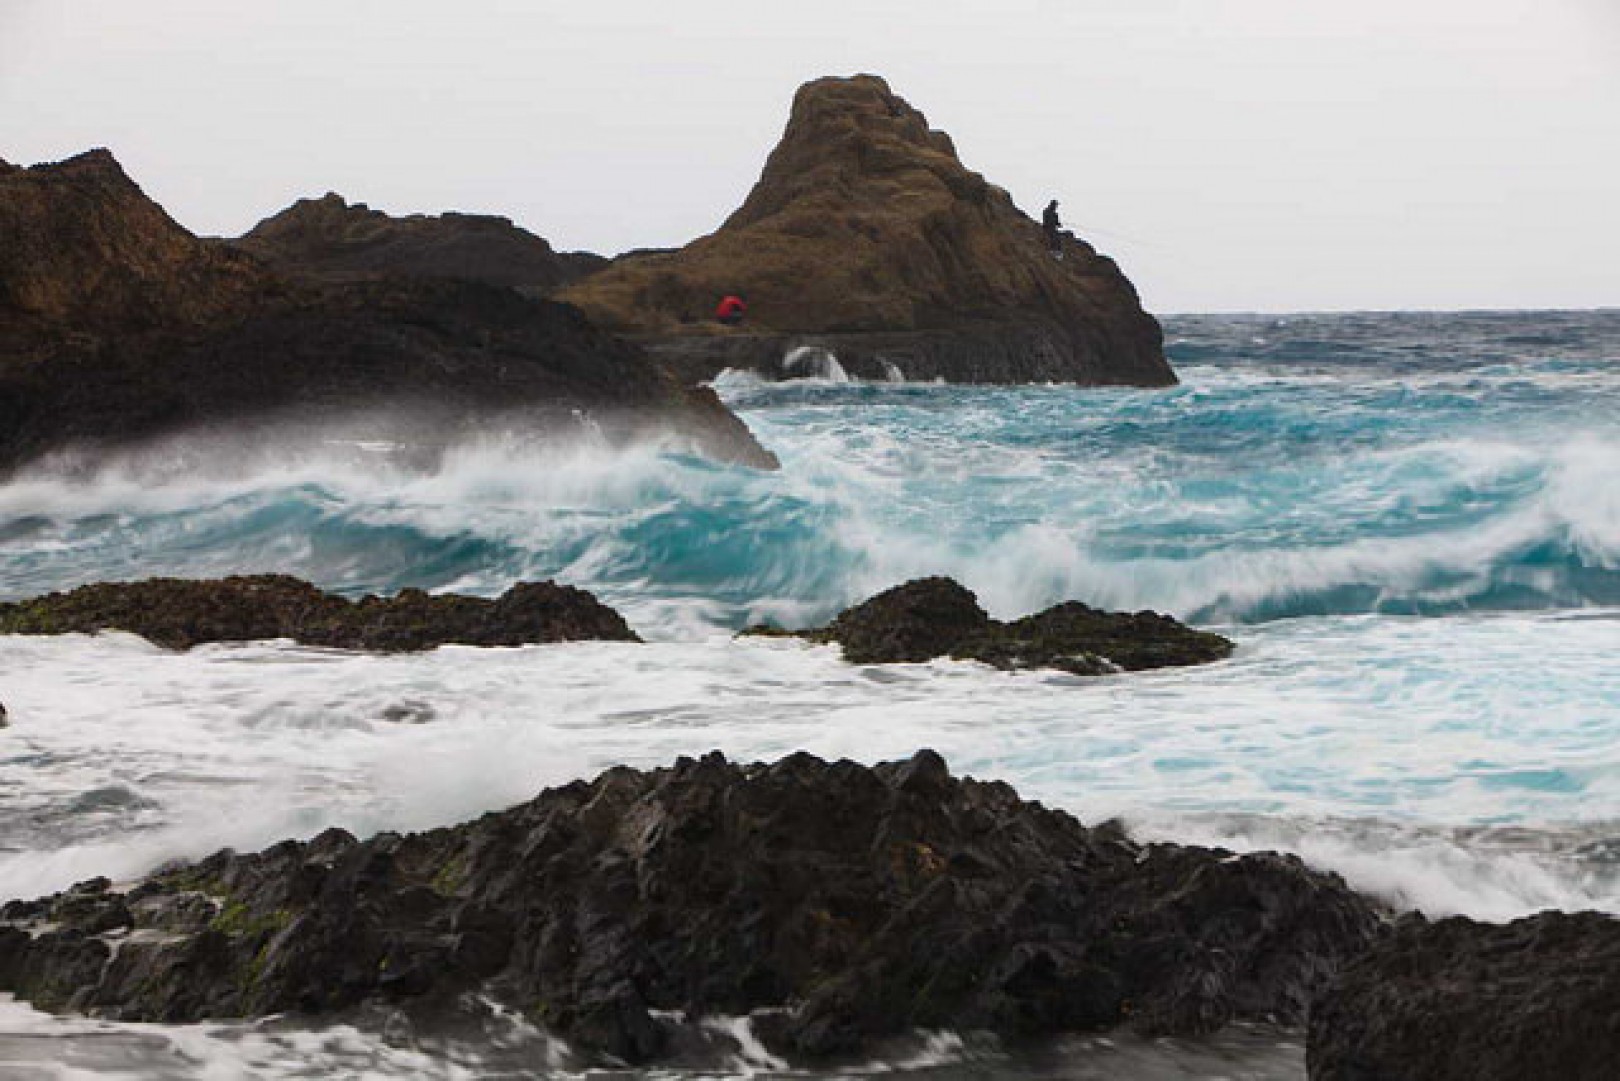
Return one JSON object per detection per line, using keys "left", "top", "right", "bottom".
{"left": 562, "top": 74, "right": 1172, "bottom": 386}
{"left": 0, "top": 148, "right": 145, "bottom": 196}
{"left": 725, "top": 74, "right": 972, "bottom": 231}
{"left": 1, "top": 145, "right": 262, "bottom": 328}
{"left": 786, "top": 73, "right": 957, "bottom": 158}
{"left": 38, "top": 147, "right": 133, "bottom": 182}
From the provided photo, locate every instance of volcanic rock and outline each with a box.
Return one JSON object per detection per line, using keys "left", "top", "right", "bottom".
{"left": 0, "top": 150, "right": 776, "bottom": 473}
{"left": 0, "top": 574, "right": 639, "bottom": 650}
{"left": 1307, "top": 910, "right": 1620, "bottom": 1081}
{"left": 562, "top": 75, "right": 1174, "bottom": 387}
{"left": 234, "top": 192, "right": 606, "bottom": 291}
{"left": 0, "top": 751, "right": 1381, "bottom": 1064}
{"left": 754, "top": 577, "right": 1233, "bottom": 674}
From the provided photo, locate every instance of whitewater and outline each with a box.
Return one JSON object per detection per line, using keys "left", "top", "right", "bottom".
{"left": 0, "top": 310, "right": 1616, "bottom": 1079}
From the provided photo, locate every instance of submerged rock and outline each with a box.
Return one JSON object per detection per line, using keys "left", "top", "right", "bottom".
{"left": 0, "top": 150, "right": 777, "bottom": 473}
{"left": 0, "top": 574, "right": 638, "bottom": 650}
{"left": 754, "top": 577, "right": 1233, "bottom": 674}
{"left": 564, "top": 75, "right": 1174, "bottom": 387}
{"left": 233, "top": 192, "right": 607, "bottom": 291}
{"left": 1307, "top": 910, "right": 1620, "bottom": 1081}
{"left": 0, "top": 751, "right": 1380, "bottom": 1064}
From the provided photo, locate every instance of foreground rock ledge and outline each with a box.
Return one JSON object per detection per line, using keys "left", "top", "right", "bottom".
{"left": 1307, "top": 910, "right": 1620, "bottom": 1081}
{"left": 0, "top": 751, "right": 1378, "bottom": 1065}
{"left": 749, "top": 577, "right": 1233, "bottom": 674}
{"left": 0, "top": 574, "right": 638, "bottom": 650}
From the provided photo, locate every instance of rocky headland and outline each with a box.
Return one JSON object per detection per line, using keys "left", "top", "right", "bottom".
{"left": 0, "top": 751, "right": 1380, "bottom": 1065}
{"left": 0, "top": 150, "right": 776, "bottom": 474}
{"left": 0, "top": 574, "right": 638, "bottom": 650}
{"left": 232, "top": 192, "right": 607, "bottom": 291}
{"left": 562, "top": 75, "right": 1174, "bottom": 387}
{"left": 749, "top": 576, "right": 1233, "bottom": 674}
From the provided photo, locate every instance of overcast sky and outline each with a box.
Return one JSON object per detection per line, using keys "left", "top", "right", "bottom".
{"left": 2, "top": 0, "right": 1616, "bottom": 312}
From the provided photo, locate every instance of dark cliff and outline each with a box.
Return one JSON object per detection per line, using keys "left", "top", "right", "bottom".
{"left": 0, "top": 150, "right": 775, "bottom": 472}
{"left": 563, "top": 75, "right": 1174, "bottom": 386}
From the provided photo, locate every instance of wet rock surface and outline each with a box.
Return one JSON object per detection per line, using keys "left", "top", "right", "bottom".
{"left": 0, "top": 751, "right": 1381, "bottom": 1065}
{"left": 753, "top": 577, "right": 1234, "bottom": 674}
{"left": 0, "top": 150, "right": 777, "bottom": 473}
{"left": 1307, "top": 910, "right": 1620, "bottom": 1081}
{"left": 0, "top": 574, "right": 639, "bottom": 650}
{"left": 563, "top": 75, "right": 1173, "bottom": 388}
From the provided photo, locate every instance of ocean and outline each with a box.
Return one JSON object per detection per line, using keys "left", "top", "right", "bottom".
{"left": 1, "top": 310, "right": 1616, "bottom": 1079}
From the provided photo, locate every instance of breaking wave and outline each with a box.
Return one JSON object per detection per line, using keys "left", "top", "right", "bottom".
{"left": 2, "top": 316, "right": 1617, "bottom": 640}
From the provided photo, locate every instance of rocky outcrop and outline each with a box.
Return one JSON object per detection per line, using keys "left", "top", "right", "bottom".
{"left": 0, "top": 751, "right": 1381, "bottom": 1065}
{"left": 1307, "top": 910, "right": 1620, "bottom": 1081}
{"left": 0, "top": 148, "right": 266, "bottom": 330}
{"left": 234, "top": 192, "right": 606, "bottom": 291}
{"left": 0, "top": 150, "right": 777, "bottom": 473}
{"left": 562, "top": 75, "right": 1173, "bottom": 387}
{"left": 751, "top": 577, "right": 1233, "bottom": 674}
{"left": 0, "top": 574, "right": 638, "bottom": 650}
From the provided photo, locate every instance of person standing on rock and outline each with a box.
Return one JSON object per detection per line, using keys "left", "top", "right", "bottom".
{"left": 1042, "top": 200, "right": 1064, "bottom": 259}
{"left": 715, "top": 294, "right": 746, "bottom": 327}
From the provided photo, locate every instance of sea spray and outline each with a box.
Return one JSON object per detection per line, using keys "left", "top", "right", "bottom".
{"left": 3, "top": 372, "right": 1618, "bottom": 633}
{"left": 2, "top": 608, "right": 1615, "bottom": 913}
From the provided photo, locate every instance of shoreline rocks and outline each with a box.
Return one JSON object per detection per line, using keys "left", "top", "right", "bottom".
{"left": 562, "top": 75, "right": 1174, "bottom": 388}
{"left": 0, "top": 574, "right": 639, "bottom": 650}
{"left": 0, "top": 750, "right": 1381, "bottom": 1065}
{"left": 749, "top": 577, "right": 1234, "bottom": 674}
{"left": 1307, "top": 910, "right": 1620, "bottom": 1081}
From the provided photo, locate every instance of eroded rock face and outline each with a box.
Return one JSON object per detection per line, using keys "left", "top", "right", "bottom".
{"left": 563, "top": 75, "right": 1174, "bottom": 387}
{"left": 0, "top": 151, "right": 777, "bottom": 473}
{"left": 0, "top": 148, "right": 266, "bottom": 330}
{"left": 1307, "top": 911, "right": 1620, "bottom": 1081}
{"left": 0, "top": 752, "right": 1381, "bottom": 1065}
{"left": 0, "top": 574, "right": 639, "bottom": 650}
{"left": 234, "top": 193, "right": 606, "bottom": 291}
{"left": 756, "top": 577, "right": 1233, "bottom": 674}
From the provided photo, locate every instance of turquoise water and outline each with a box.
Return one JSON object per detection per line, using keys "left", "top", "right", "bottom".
{"left": 0, "top": 311, "right": 1616, "bottom": 1079}
{"left": 3, "top": 312, "right": 1616, "bottom": 632}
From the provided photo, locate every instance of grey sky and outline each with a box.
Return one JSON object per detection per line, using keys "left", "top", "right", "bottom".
{"left": 2, "top": 0, "right": 1616, "bottom": 312}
